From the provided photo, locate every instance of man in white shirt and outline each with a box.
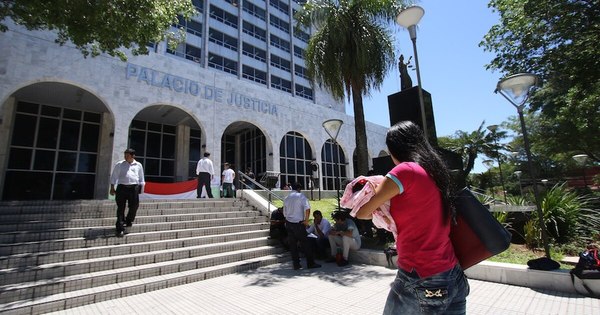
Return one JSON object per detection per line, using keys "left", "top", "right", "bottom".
{"left": 221, "top": 162, "right": 236, "bottom": 198}
{"left": 110, "top": 148, "right": 145, "bottom": 237}
{"left": 283, "top": 183, "right": 321, "bottom": 270}
{"left": 196, "top": 152, "right": 214, "bottom": 198}
{"left": 306, "top": 210, "right": 331, "bottom": 259}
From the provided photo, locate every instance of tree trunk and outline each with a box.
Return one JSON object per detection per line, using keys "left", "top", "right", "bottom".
{"left": 352, "top": 86, "right": 369, "bottom": 177}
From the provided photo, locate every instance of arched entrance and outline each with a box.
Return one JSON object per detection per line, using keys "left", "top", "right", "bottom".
{"left": 130, "top": 105, "right": 202, "bottom": 183}
{"left": 1, "top": 82, "right": 112, "bottom": 200}
{"left": 221, "top": 122, "right": 267, "bottom": 188}
{"left": 279, "top": 131, "right": 314, "bottom": 189}
{"left": 322, "top": 139, "right": 347, "bottom": 190}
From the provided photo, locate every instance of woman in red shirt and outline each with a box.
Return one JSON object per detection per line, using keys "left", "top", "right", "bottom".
{"left": 356, "top": 121, "right": 469, "bottom": 314}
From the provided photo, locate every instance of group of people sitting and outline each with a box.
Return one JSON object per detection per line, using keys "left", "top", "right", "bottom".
{"left": 270, "top": 206, "right": 362, "bottom": 267}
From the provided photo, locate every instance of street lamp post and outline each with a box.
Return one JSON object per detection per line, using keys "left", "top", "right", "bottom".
{"left": 487, "top": 124, "right": 508, "bottom": 203}
{"left": 483, "top": 159, "right": 496, "bottom": 201}
{"left": 396, "top": 6, "right": 428, "bottom": 141}
{"left": 572, "top": 154, "right": 589, "bottom": 188}
{"left": 323, "top": 119, "right": 344, "bottom": 210}
{"left": 514, "top": 170, "right": 524, "bottom": 196}
{"left": 495, "top": 73, "right": 553, "bottom": 260}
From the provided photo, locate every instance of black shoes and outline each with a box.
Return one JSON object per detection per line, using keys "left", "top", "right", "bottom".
{"left": 337, "top": 259, "right": 349, "bottom": 267}
{"left": 116, "top": 230, "right": 124, "bottom": 237}
{"left": 307, "top": 263, "right": 321, "bottom": 269}
{"left": 293, "top": 264, "right": 302, "bottom": 270}
{"left": 125, "top": 222, "right": 132, "bottom": 227}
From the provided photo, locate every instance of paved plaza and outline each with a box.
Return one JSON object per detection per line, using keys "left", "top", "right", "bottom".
{"left": 48, "top": 261, "right": 598, "bottom": 315}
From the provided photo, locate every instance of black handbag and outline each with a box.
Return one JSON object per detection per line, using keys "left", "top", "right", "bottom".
{"left": 449, "top": 188, "right": 512, "bottom": 269}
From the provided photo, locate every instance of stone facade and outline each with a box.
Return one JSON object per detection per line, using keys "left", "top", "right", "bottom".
{"left": 0, "top": 21, "right": 389, "bottom": 200}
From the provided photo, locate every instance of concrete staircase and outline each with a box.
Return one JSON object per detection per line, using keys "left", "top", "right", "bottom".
{"left": 0, "top": 198, "right": 286, "bottom": 315}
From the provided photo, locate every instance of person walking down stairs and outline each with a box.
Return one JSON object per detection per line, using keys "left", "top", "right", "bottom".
{"left": 110, "top": 148, "right": 145, "bottom": 237}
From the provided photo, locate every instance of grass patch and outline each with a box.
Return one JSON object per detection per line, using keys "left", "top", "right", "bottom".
{"left": 270, "top": 198, "right": 340, "bottom": 223}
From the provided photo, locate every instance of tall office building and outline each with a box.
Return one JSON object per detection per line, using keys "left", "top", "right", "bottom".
{"left": 0, "top": 0, "right": 388, "bottom": 200}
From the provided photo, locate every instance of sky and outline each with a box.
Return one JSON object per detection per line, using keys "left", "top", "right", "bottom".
{"left": 345, "top": 1, "right": 512, "bottom": 173}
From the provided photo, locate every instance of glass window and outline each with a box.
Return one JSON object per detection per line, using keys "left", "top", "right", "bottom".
{"left": 270, "top": 34, "right": 290, "bottom": 53}
{"left": 271, "top": 75, "right": 292, "bottom": 93}
{"left": 80, "top": 124, "right": 99, "bottom": 152}
{"left": 34, "top": 149, "right": 55, "bottom": 170}
{"left": 7, "top": 148, "right": 32, "bottom": 169}
{"left": 208, "top": 53, "right": 238, "bottom": 75}
{"left": 37, "top": 117, "right": 59, "bottom": 149}
{"left": 242, "top": 21, "right": 267, "bottom": 41}
{"left": 41, "top": 105, "right": 61, "bottom": 117}
{"left": 57, "top": 152, "right": 77, "bottom": 171}
{"left": 11, "top": 114, "right": 36, "bottom": 146}
{"left": 242, "top": 1, "right": 266, "bottom": 21}
{"left": 16, "top": 101, "right": 39, "bottom": 114}
{"left": 269, "top": 14, "right": 290, "bottom": 33}
{"left": 6, "top": 102, "right": 101, "bottom": 200}
{"left": 209, "top": 28, "right": 238, "bottom": 51}
{"left": 209, "top": 4, "right": 238, "bottom": 29}
{"left": 294, "top": 45, "right": 305, "bottom": 59}
{"left": 242, "top": 65, "right": 267, "bottom": 85}
{"left": 279, "top": 132, "right": 312, "bottom": 189}
{"left": 242, "top": 42, "right": 266, "bottom": 62}
{"left": 321, "top": 139, "right": 347, "bottom": 190}
{"left": 129, "top": 119, "right": 177, "bottom": 182}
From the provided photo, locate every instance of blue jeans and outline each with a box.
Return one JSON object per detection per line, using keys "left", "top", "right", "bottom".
{"left": 383, "top": 264, "right": 469, "bottom": 315}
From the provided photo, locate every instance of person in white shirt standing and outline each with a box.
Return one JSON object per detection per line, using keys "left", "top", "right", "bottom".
{"left": 221, "top": 162, "right": 236, "bottom": 198}
{"left": 110, "top": 148, "right": 145, "bottom": 237}
{"left": 283, "top": 183, "right": 321, "bottom": 270}
{"left": 196, "top": 152, "right": 215, "bottom": 198}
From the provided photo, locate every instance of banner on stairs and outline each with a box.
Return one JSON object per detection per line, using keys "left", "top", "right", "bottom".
{"left": 140, "top": 179, "right": 200, "bottom": 199}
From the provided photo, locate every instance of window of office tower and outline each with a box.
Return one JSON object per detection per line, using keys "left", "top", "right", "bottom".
{"left": 279, "top": 132, "right": 313, "bottom": 190}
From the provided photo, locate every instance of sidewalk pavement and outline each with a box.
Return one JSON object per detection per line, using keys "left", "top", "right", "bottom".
{"left": 48, "top": 261, "right": 598, "bottom": 315}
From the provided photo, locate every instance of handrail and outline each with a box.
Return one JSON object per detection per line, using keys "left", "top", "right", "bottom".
{"left": 237, "top": 171, "right": 284, "bottom": 209}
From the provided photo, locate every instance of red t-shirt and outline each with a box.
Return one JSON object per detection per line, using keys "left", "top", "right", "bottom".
{"left": 387, "top": 162, "right": 457, "bottom": 278}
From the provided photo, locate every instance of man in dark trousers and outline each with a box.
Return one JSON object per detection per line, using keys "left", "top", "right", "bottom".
{"left": 283, "top": 183, "right": 321, "bottom": 270}
{"left": 110, "top": 148, "right": 145, "bottom": 237}
{"left": 196, "top": 152, "right": 215, "bottom": 198}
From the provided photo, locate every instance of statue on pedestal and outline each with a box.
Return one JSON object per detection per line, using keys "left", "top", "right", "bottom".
{"left": 399, "top": 54, "right": 413, "bottom": 91}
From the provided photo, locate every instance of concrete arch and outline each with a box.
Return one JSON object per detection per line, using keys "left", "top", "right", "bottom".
{"left": 128, "top": 103, "right": 206, "bottom": 183}
{"left": 278, "top": 131, "right": 316, "bottom": 189}
{"left": 0, "top": 81, "right": 115, "bottom": 200}
{"left": 220, "top": 120, "right": 271, "bottom": 187}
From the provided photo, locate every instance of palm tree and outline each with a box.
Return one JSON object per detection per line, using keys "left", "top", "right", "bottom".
{"left": 295, "top": 0, "right": 405, "bottom": 176}
{"left": 440, "top": 121, "right": 503, "bottom": 183}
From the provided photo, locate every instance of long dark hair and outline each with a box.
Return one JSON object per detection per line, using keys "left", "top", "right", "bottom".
{"left": 386, "top": 121, "right": 455, "bottom": 220}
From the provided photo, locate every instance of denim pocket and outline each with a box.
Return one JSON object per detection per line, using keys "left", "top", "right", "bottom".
{"left": 415, "top": 285, "right": 450, "bottom": 313}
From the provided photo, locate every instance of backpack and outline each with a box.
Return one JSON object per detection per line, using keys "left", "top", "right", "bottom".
{"left": 570, "top": 247, "right": 600, "bottom": 298}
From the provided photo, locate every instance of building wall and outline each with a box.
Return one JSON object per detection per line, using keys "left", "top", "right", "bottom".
{"left": 0, "top": 16, "right": 389, "bottom": 200}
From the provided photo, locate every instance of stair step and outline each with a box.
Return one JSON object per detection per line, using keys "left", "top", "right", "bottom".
{"left": 0, "top": 253, "right": 289, "bottom": 315}
{"left": 0, "top": 206, "right": 253, "bottom": 222}
{"left": 0, "top": 237, "right": 273, "bottom": 285}
{"left": 0, "top": 200, "right": 246, "bottom": 214}
{"left": 0, "top": 223, "right": 268, "bottom": 256}
{"left": 0, "top": 245, "right": 285, "bottom": 304}
{"left": 0, "top": 216, "right": 268, "bottom": 244}
{"left": 1, "top": 229, "right": 269, "bottom": 268}
{"left": 0, "top": 210, "right": 259, "bottom": 232}
{"left": 0, "top": 197, "right": 283, "bottom": 314}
